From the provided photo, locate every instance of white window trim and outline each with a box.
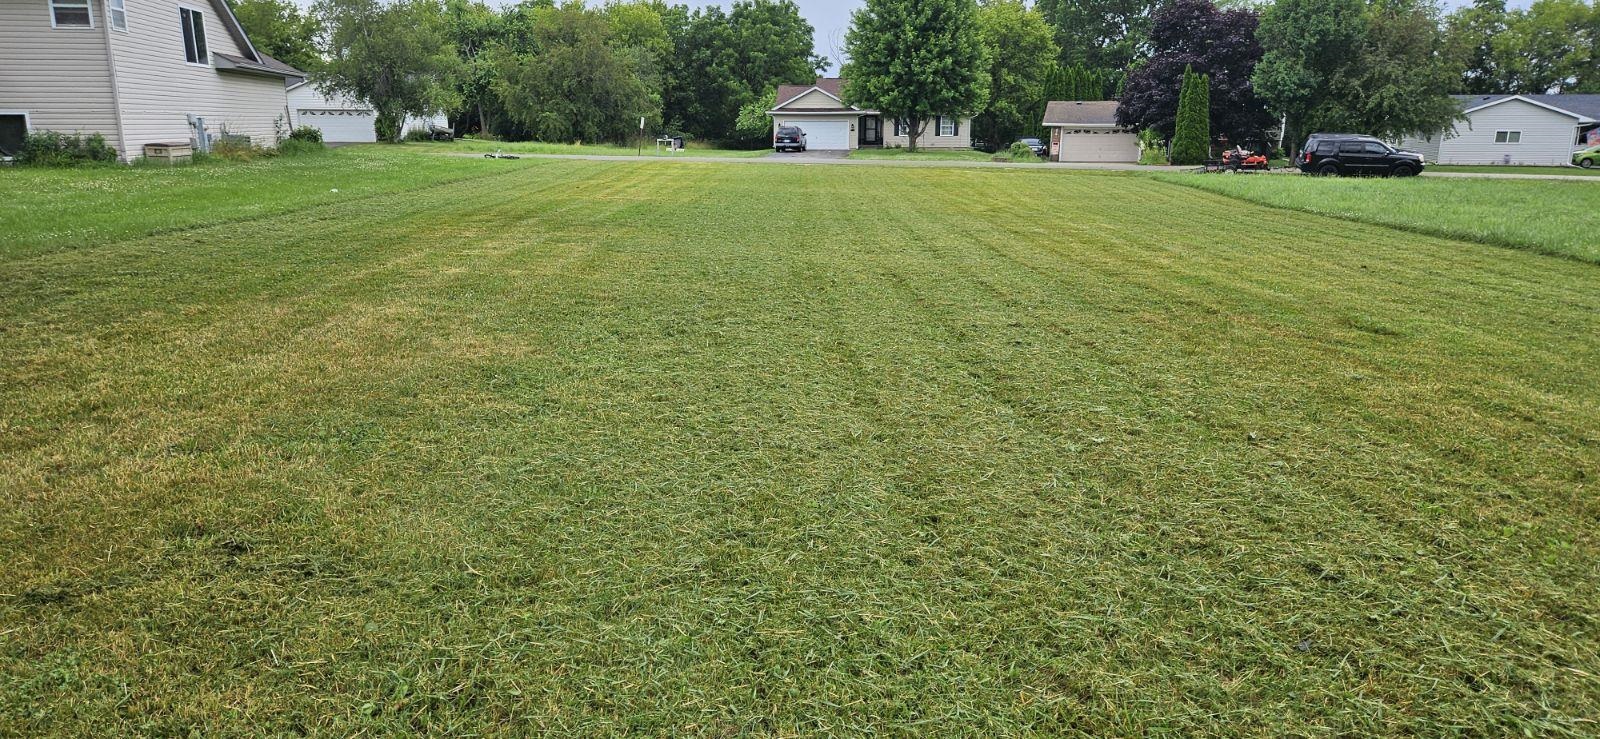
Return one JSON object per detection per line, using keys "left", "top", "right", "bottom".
{"left": 937, "top": 117, "right": 956, "bottom": 137}
{"left": 1494, "top": 130, "right": 1522, "bottom": 144}
{"left": 107, "top": 0, "right": 127, "bottom": 31}
{"left": 49, "top": 0, "right": 95, "bottom": 29}
{"left": 179, "top": 5, "right": 210, "bottom": 67}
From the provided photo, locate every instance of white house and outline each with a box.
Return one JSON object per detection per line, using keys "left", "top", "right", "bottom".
{"left": 1398, "top": 94, "right": 1600, "bottom": 166}
{"left": 767, "top": 77, "right": 974, "bottom": 151}
{"left": 1041, "top": 101, "right": 1140, "bottom": 162}
{"left": 287, "top": 81, "right": 449, "bottom": 143}
{"left": 0, "top": 0, "right": 304, "bottom": 161}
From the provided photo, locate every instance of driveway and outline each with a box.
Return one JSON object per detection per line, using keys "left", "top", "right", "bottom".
{"left": 765, "top": 149, "right": 850, "bottom": 161}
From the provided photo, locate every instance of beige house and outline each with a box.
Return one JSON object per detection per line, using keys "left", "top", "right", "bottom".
{"left": 1042, "top": 101, "right": 1140, "bottom": 163}
{"left": 767, "top": 77, "right": 974, "bottom": 151}
{"left": 0, "top": 0, "right": 302, "bottom": 161}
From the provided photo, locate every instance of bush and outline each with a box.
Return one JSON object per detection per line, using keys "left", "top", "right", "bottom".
{"left": 1007, "top": 141, "right": 1040, "bottom": 161}
{"left": 1138, "top": 129, "right": 1168, "bottom": 165}
{"left": 288, "top": 125, "right": 323, "bottom": 143}
{"left": 403, "top": 127, "right": 434, "bottom": 142}
{"left": 208, "top": 135, "right": 271, "bottom": 162}
{"left": 17, "top": 131, "right": 119, "bottom": 166}
{"left": 277, "top": 138, "right": 325, "bottom": 157}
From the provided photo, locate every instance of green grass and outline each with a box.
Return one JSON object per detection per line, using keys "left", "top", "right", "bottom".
{"left": 436, "top": 138, "right": 768, "bottom": 157}
{"left": 0, "top": 145, "right": 538, "bottom": 260}
{"left": 1151, "top": 171, "right": 1600, "bottom": 264}
{"left": 1431, "top": 164, "right": 1600, "bottom": 177}
{"left": 847, "top": 147, "right": 1001, "bottom": 161}
{"left": 3, "top": 151, "right": 1599, "bottom": 735}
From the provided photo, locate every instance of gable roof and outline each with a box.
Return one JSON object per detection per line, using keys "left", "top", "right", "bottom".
{"left": 1042, "top": 100, "right": 1121, "bottom": 126}
{"left": 1454, "top": 94, "right": 1600, "bottom": 122}
{"left": 770, "top": 78, "right": 861, "bottom": 113}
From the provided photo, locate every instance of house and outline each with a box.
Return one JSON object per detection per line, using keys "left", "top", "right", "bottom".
{"left": 767, "top": 77, "right": 973, "bottom": 151}
{"left": 1041, "top": 101, "right": 1140, "bottom": 163}
{"left": 287, "top": 82, "right": 449, "bottom": 143}
{"left": 1398, "top": 94, "right": 1600, "bottom": 166}
{"left": 0, "top": 0, "right": 302, "bottom": 161}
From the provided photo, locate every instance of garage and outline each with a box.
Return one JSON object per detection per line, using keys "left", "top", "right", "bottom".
{"left": 296, "top": 109, "right": 376, "bottom": 143}
{"left": 783, "top": 119, "right": 852, "bottom": 150}
{"left": 1056, "top": 130, "right": 1141, "bottom": 162}
{"left": 1042, "top": 100, "right": 1141, "bottom": 163}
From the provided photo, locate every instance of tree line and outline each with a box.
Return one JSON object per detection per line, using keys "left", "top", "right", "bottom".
{"left": 233, "top": 0, "right": 1599, "bottom": 150}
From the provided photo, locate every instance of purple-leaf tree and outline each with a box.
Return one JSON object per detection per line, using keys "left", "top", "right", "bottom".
{"left": 1116, "top": 0, "right": 1273, "bottom": 145}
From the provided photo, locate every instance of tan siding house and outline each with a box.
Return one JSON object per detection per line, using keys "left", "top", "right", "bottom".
{"left": 767, "top": 77, "right": 973, "bottom": 151}
{"left": 1397, "top": 95, "right": 1599, "bottom": 166}
{"left": 0, "top": 0, "right": 300, "bottom": 161}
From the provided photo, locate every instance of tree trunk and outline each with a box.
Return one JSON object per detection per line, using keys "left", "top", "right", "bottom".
{"left": 907, "top": 117, "right": 922, "bottom": 151}
{"left": 476, "top": 100, "right": 489, "bottom": 137}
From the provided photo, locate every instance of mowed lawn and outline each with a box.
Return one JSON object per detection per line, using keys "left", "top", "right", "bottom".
{"left": 2, "top": 152, "right": 1598, "bottom": 735}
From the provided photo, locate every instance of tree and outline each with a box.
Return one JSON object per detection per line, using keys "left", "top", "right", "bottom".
{"left": 491, "top": 5, "right": 658, "bottom": 142}
{"left": 1445, "top": 0, "right": 1509, "bottom": 94}
{"left": 1041, "top": 64, "right": 1122, "bottom": 101}
{"left": 1326, "top": 0, "right": 1462, "bottom": 140}
{"left": 1117, "top": 0, "right": 1270, "bottom": 143}
{"left": 735, "top": 89, "right": 778, "bottom": 140}
{"left": 659, "top": 0, "right": 822, "bottom": 143}
{"left": 973, "top": 0, "right": 1058, "bottom": 149}
{"left": 1252, "top": 0, "right": 1366, "bottom": 151}
{"left": 1035, "top": 0, "right": 1159, "bottom": 70}
{"left": 231, "top": 0, "right": 322, "bottom": 72}
{"left": 1493, "top": 0, "right": 1597, "bottom": 93}
{"left": 842, "top": 0, "right": 988, "bottom": 150}
{"left": 1169, "top": 65, "right": 1211, "bottom": 164}
{"left": 315, "top": 0, "right": 462, "bottom": 141}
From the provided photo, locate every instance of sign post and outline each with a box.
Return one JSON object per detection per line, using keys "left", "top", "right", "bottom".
{"left": 638, "top": 116, "right": 645, "bottom": 157}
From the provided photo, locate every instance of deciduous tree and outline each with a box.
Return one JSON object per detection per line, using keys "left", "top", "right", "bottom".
{"left": 1034, "top": 0, "right": 1158, "bottom": 70}
{"left": 842, "top": 0, "right": 988, "bottom": 150}
{"left": 315, "top": 0, "right": 462, "bottom": 141}
{"left": 491, "top": 4, "right": 659, "bottom": 143}
{"left": 232, "top": 0, "right": 323, "bottom": 72}
{"left": 973, "top": 0, "right": 1058, "bottom": 149}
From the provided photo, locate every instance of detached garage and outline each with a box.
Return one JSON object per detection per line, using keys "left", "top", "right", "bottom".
{"left": 1043, "top": 101, "right": 1140, "bottom": 163}
{"left": 287, "top": 82, "right": 448, "bottom": 143}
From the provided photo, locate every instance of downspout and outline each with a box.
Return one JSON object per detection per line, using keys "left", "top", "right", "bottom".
{"left": 100, "top": 0, "right": 131, "bottom": 163}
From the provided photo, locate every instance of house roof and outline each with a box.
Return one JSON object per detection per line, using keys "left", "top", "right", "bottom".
{"left": 775, "top": 78, "right": 846, "bottom": 107}
{"left": 1042, "top": 100, "right": 1121, "bottom": 126}
{"left": 1453, "top": 94, "right": 1600, "bottom": 122}
{"left": 213, "top": 52, "right": 304, "bottom": 79}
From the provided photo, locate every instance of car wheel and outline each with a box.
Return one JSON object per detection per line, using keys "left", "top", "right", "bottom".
{"left": 1581, "top": 158, "right": 1594, "bottom": 169}
{"left": 1391, "top": 164, "right": 1416, "bottom": 177}
{"left": 1317, "top": 162, "right": 1340, "bottom": 177}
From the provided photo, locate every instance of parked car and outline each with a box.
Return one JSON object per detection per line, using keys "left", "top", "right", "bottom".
{"left": 1299, "top": 134, "right": 1425, "bottom": 176}
{"left": 774, "top": 125, "right": 806, "bottom": 153}
{"left": 1014, "top": 137, "right": 1046, "bottom": 157}
{"left": 1574, "top": 144, "right": 1599, "bottom": 168}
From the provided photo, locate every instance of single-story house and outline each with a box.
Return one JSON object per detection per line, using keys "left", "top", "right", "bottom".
{"left": 1041, "top": 101, "right": 1140, "bottom": 163}
{"left": 1398, "top": 94, "right": 1600, "bottom": 166}
{"left": 0, "top": 0, "right": 303, "bottom": 161}
{"left": 286, "top": 81, "right": 449, "bottom": 143}
{"left": 767, "top": 77, "right": 973, "bottom": 151}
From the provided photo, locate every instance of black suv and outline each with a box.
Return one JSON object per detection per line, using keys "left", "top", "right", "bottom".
{"left": 773, "top": 125, "right": 806, "bottom": 153}
{"left": 1299, "top": 134, "right": 1424, "bottom": 176}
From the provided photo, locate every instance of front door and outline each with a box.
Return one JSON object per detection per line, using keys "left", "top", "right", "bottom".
{"left": 860, "top": 116, "right": 881, "bottom": 146}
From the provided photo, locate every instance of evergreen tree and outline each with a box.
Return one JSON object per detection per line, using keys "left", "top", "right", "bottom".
{"left": 1169, "top": 66, "right": 1211, "bottom": 164}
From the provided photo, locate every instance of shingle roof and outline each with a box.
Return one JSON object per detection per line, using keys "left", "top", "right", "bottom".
{"left": 1042, "top": 100, "right": 1121, "bottom": 126}
{"left": 213, "top": 52, "right": 305, "bottom": 79}
{"left": 1453, "top": 94, "right": 1600, "bottom": 120}
{"left": 774, "top": 78, "right": 848, "bottom": 108}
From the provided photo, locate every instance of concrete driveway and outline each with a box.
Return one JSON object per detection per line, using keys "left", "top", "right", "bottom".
{"left": 765, "top": 149, "right": 850, "bottom": 161}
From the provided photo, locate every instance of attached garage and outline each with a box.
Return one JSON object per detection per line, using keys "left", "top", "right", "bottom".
{"left": 1042, "top": 100, "right": 1141, "bottom": 163}
{"left": 781, "top": 118, "right": 852, "bottom": 150}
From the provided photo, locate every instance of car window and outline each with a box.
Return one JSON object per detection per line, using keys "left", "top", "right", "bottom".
{"left": 1338, "top": 141, "right": 1364, "bottom": 154}
{"left": 1363, "top": 142, "right": 1389, "bottom": 154}
{"left": 1316, "top": 142, "right": 1337, "bottom": 155}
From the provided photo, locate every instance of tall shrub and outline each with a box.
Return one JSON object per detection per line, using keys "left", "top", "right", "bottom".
{"left": 1170, "top": 66, "right": 1212, "bottom": 165}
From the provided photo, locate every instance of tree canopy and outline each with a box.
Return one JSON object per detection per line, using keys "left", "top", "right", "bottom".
{"left": 231, "top": 0, "right": 323, "bottom": 72}
{"left": 491, "top": 4, "right": 659, "bottom": 143}
{"left": 1034, "top": 0, "right": 1158, "bottom": 71}
{"left": 972, "top": 0, "right": 1059, "bottom": 149}
{"left": 1118, "top": 0, "right": 1270, "bottom": 142}
{"left": 314, "top": 0, "right": 462, "bottom": 141}
{"left": 842, "top": 0, "right": 988, "bottom": 150}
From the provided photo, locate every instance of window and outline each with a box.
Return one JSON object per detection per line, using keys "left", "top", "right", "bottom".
{"left": 108, "top": 0, "right": 125, "bottom": 30}
{"left": 938, "top": 116, "right": 956, "bottom": 136}
{"left": 1363, "top": 142, "right": 1390, "bottom": 154}
{"left": 893, "top": 119, "right": 903, "bottom": 137}
{"left": 50, "top": 0, "right": 93, "bottom": 27}
{"left": 1494, "top": 130, "right": 1521, "bottom": 144}
{"left": 0, "top": 113, "right": 29, "bottom": 158}
{"left": 180, "top": 7, "right": 208, "bottom": 65}
{"left": 1338, "top": 141, "right": 1364, "bottom": 154}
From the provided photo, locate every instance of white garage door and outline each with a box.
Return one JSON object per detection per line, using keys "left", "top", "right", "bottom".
{"left": 297, "top": 109, "right": 377, "bottom": 143}
{"left": 1059, "top": 131, "right": 1140, "bottom": 162}
{"left": 787, "top": 119, "right": 851, "bottom": 150}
